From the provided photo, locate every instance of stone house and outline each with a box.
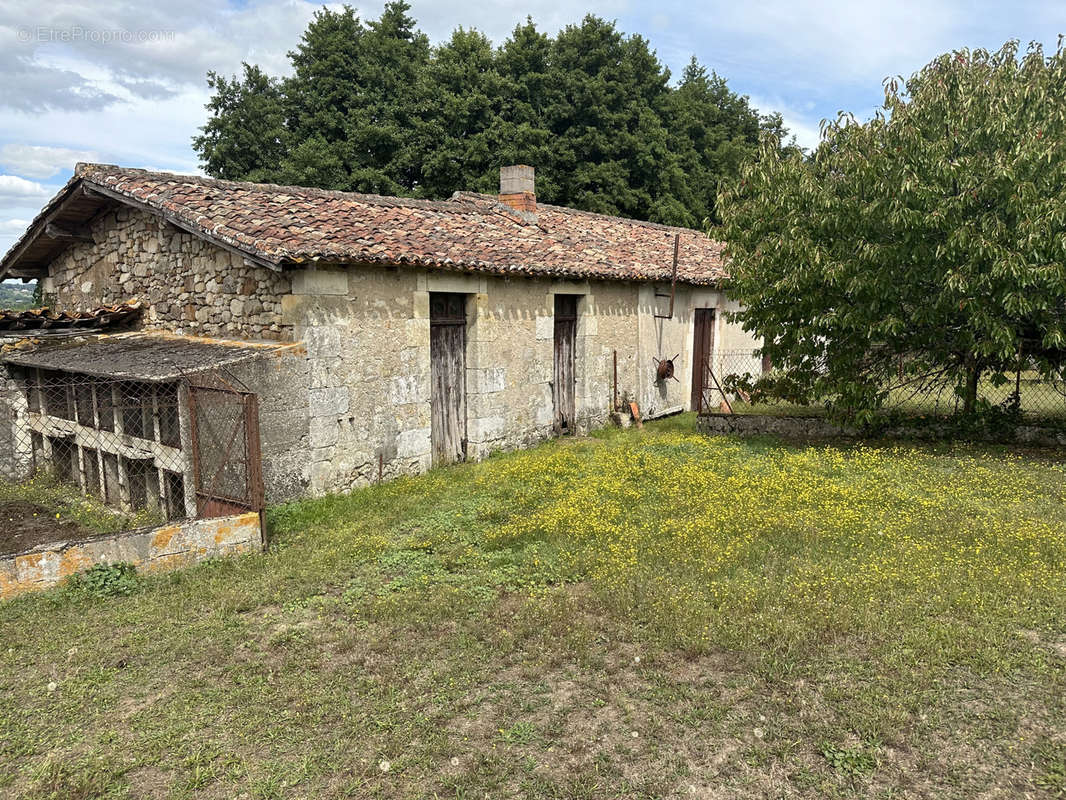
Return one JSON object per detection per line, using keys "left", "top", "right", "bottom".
{"left": 0, "top": 163, "right": 760, "bottom": 506}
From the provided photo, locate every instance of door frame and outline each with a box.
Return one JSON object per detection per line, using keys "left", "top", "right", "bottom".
{"left": 690, "top": 308, "right": 715, "bottom": 412}
{"left": 429, "top": 292, "right": 468, "bottom": 465}
{"left": 552, "top": 293, "right": 578, "bottom": 433}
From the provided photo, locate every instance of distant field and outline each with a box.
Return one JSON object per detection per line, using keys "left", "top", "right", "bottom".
{"left": 0, "top": 281, "right": 36, "bottom": 311}
{"left": 1, "top": 415, "right": 1064, "bottom": 798}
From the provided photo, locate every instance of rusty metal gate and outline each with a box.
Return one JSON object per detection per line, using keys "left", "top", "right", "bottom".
{"left": 187, "top": 385, "right": 264, "bottom": 518}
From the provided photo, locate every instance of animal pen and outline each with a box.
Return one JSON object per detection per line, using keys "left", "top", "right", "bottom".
{"left": 0, "top": 365, "right": 265, "bottom": 523}
{"left": 0, "top": 335, "right": 269, "bottom": 598}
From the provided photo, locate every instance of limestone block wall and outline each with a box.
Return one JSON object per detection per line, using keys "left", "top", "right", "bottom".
{"left": 280, "top": 264, "right": 760, "bottom": 496}
{"left": 224, "top": 345, "right": 313, "bottom": 502}
{"left": 0, "top": 511, "right": 262, "bottom": 600}
{"left": 0, "top": 368, "right": 31, "bottom": 482}
{"left": 45, "top": 207, "right": 292, "bottom": 340}
{"left": 281, "top": 266, "right": 431, "bottom": 494}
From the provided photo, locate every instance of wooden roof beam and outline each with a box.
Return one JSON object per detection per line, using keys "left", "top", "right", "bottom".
{"left": 0, "top": 182, "right": 113, "bottom": 280}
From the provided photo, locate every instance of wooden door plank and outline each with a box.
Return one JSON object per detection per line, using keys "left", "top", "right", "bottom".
{"left": 691, "top": 309, "right": 715, "bottom": 412}
{"left": 553, "top": 295, "right": 577, "bottom": 433}
{"left": 430, "top": 293, "right": 467, "bottom": 465}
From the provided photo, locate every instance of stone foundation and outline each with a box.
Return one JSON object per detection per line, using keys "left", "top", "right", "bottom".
{"left": 0, "top": 512, "right": 263, "bottom": 599}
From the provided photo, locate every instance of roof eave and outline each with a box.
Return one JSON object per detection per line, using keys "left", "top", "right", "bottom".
{"left": 0, "top": 175, "right": 282, "bottom": 283}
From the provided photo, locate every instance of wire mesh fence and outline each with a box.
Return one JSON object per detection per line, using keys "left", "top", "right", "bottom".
{"left": 0, "top": 366, "right": 264, "bottom": 528}
{"left": 698, "top": 349, "right": 1066, "bottom": 421}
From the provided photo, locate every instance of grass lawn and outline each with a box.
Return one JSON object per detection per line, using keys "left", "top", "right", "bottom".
{"left": 1, "top": 415, "right": 1065, "bottom": 799}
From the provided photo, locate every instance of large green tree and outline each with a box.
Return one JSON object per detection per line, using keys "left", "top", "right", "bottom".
{"left": 719, "top": 40, "right": 1066, "bottom": 416}
{"left": 194, "top": 7, "right": 783, "bottom": 224}
{"left": 192, "top": 64, "right": 287, "bottom": 182}
{"left": 414, "top": 27, "right": 508, "bottom": 198}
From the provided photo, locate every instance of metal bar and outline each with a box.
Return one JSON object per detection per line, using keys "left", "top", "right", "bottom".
{"left": 187, "top": 382, "right": 203, "bottom": 516}
{"left": 654, "top": 233, "right": 680, "bottom": 320}
{"left": 613, "top": 350, "right": 618, "bottom": 412}
{"left": 707, "top": 359, "right": 733, "bottom": 414}
{"left": 194, "top": 490, "right": 252, "bottom": 507}
{"left": 698, "top": 357, "right": 732, "bottom": 415}
{"left": 245, "top": 392, "right": 264, "bottom": 512}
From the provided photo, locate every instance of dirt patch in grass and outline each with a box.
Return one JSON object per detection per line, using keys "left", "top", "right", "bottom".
{"left": 0, "top": 501, "right": 102, "bottom": 556}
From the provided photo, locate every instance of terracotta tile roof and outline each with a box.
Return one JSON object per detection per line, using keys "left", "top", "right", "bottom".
{"left": 0, "top": 300, "right": 143, "bottom": 332}
{"left": 2, "top": 164, "right": 728, "bottom": 285}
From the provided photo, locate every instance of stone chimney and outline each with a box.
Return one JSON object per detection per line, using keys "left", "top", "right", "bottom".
{"left": 499, "top": 165, "right": 536, "bottom": 213}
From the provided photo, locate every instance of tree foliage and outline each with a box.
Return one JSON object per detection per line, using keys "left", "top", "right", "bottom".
{"left": 193, "top": 3, "right": 790, "bottom": 225}
{"left": 719, "top": 40, "right": 1066, "bottom": 416}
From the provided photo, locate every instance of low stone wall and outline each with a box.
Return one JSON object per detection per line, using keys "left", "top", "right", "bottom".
{"left": 697, "top": 413, "right": 855, "bottom": 438}
{"left": 697, "top": 413, "right": 1066, "bottom": 446}
{"left": 0, "top": 512, "right": 262, "bottom": 600}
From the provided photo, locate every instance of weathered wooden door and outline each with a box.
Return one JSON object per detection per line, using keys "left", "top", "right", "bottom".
{"left": 691, "top": 308, "right": 715, "bottom": 412}
{"left": 430, "top": 292, "right": 467, "bottom": 464}
{"left": 553, "top": 294, "right": 577, "bottom": 433}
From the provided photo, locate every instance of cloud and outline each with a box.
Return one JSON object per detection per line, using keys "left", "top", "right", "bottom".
{"left": 0, "top": 0, "right": 632, "bottom": 113}
{"left": 0, "top": 217, "right": 34, "bottom": 260}
{"left": 0, "top": 27, "right": 119, "bottom": 112}
{"left": 0, "top": 144, "right": 97, "bottom": 178}
{"left": 1, "top": 86, "right": 208, "bottom": 176}
{"left": 0, "top": 219, "right": 32, "bottom": 234}
{"left": 0, "top": 0, "right": 342, "bottom": 111}
{"left": 746, "top": 94, "right": 825, "bottom": 152}
{"left": 0, "top": 175, "right": 51, "bottom": 204}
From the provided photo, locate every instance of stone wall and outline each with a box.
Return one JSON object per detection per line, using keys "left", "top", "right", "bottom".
{"left": 45, "top": 207, "right": 292, "bottom": 340}
{"left": 0, "top": 511, "right": 262, "bottom": 599}
{"left": 0, "top": 336, "right": 32, "bottom": 482}
{"left": 279, "top": 264, "right": 761, "bottom": 496}
{"left": 224, "top": 345, "right": 313, "bottom": 502}
{"left": 33, "top": 206, "right": 762, "bottom": 500}
{"left": 697, "top": 413, "right": 855, "bottom": 439}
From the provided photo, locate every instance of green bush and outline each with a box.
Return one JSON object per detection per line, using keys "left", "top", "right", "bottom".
{"left": 64, "top": 563, "right": 140, "bottom": 599}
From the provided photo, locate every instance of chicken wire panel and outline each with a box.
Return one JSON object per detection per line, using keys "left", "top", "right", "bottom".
{"left": 1, "top": 368, "right": 194, "bottom": 520}
{"left": 694, "top": 349, "right": 1066, "bottom": 420}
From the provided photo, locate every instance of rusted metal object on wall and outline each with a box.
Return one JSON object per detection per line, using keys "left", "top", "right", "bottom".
{"left": 654, "top": 354, "right": 679, "bottom": 384}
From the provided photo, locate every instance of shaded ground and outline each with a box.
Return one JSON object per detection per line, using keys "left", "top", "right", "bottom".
{"left": 0, "top": 474, "right": 164, "bottom": 544}
{"left": 0, "top": 416, "right": 1064, "bottom": 799}
{"left": 0, "top": 501, "right": 99, "bottom": 556}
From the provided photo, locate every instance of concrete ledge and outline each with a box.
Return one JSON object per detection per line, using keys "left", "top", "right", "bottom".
{"left": 697, "top": 413, "right": 1066, "bottom": 446}
{"left": 0, "top": 512, "right": 263, "bottom": 600}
